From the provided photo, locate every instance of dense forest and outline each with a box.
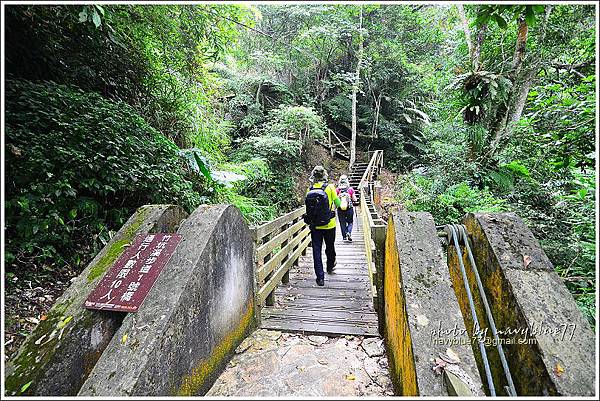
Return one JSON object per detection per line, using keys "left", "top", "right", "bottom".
{"left": 4, "top": 3, "right": 596, "bottom": 358}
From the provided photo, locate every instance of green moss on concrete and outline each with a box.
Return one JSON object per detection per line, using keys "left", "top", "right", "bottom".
{"left": 5, "top": 298, "right": 75, "bottom": 395}
{"left": 87, "top": 206, "right": 150, "bottom": 283}
{"left": 176, "top": 301, "right": 255, "bottom": 396}
{"left": 6, "top": 206, "right": 154, "bottom": 396}
{"left": 86, "top": 239, "right": 130, "bottom": 283}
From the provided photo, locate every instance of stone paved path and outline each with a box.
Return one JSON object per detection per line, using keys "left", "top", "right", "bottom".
{"left": 206, "top": 329, "right": 394, "bottom": 397}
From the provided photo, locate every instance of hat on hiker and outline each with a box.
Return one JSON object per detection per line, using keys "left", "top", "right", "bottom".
{"left": 310, "top": 165, "right": 328, "bottom": 182}
{"left": 338, "top": 175, "right": 349, "bottom": 189}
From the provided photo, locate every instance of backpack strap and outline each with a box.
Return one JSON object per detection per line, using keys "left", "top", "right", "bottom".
{"left": 310, "top": 181, "right": 328, "bottom": 192}
{"left": 319, "top": 182, "right": 333, "bottom": 213}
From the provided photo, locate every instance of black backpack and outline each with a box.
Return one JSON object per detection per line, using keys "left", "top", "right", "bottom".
{"left": 304, "top": 182, "right": 334, "bottom": 227}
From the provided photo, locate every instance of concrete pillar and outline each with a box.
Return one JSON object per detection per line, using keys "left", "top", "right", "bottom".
{"left": 384, "top": 211, "right": 483, "bottom": 396}
{"left": 4, "top": 205, "right": 187, "bottom": 396}
{"left": 448, "top": 213, "right": 595, "bottom": 396}
{"left": 78, "top": 204, "right": 256, "bottom": 396}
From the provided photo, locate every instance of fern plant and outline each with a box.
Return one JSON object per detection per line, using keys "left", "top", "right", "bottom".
{"left": 449, "top": 71, "right": 512, "bottom": 125}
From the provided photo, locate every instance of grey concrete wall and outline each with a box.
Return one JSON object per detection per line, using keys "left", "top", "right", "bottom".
{"left": 4, "top": 205, "right": 187, "bottom": 396}
{"left": 384, "top": 211, "right": 483, "bottom": 396}
{"left": 449, "top": 213, "right": 596, "bottom": 396}
{"left": 78, "top": 204, "right": 256, "bottom": 396}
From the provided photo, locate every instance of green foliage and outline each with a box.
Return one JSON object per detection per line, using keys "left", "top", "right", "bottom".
{"left": 398, "top": 175, "right": 508, "bottom": 224}
{"left": 265, "top": 105, "right": 327, "bottom": 144}
{"left": 218, "top": 190, "right": 278, "bottom": 225}
{"left": 575, "top": 293, "right": 596, "bottom": 329}
{"left": 5, "top": 80, "right": 206, "bottom": 273}
{"left": 5, "top": 4, "right": 254, "bottom": 150}
{"left": 520, "top": 74, "right": 595, "bottom": 171}
{"left": 449, "top": 71, "right": 512, "bottom": 125}
{"left": 323, "top": 95, "right": 353, "bottom": 125}
{"left": 233, "top": 135, "right": 302, "bottom": 174}
{"left": 179, "top": 148, "right": 213, "bottom": 181}
{"left": 500, "top": 160, "right": 530, "bottom": 178}
{"left": 214, "top": 158, "right": 290, "bottom": 223}
{"left": 475, "top": 4, "right": 547, "bottom": 28}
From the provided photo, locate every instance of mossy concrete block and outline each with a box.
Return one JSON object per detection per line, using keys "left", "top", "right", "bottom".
{"left": 458, "top": 213, "right": 595, "bottom": 396}
{"left": 384, "top": 211, "right": 483, "bottom": 396}
{"left": 78, "top": 204, "right": 256, "bottom": 396}
{"left": 4, "top": 205, "right": 187, "bottom": 396}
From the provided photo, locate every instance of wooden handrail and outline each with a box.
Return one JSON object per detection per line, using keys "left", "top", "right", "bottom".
{"left": 251, "top": 206, "right": 306, "bottom": 241}
{"left": 330, "top": 130, "right": 349, "bottom": 153}
{"left": 358, "top": 149, "right": 383, "bottom": 190}
{"left": 353, "top": 149, "right": 385, "bottom": 323}
{"left": 250, "top": 206, "right": 311, "bottom": 309}
{"left": 360, "top": 186, "right": 377, "bottom": 296}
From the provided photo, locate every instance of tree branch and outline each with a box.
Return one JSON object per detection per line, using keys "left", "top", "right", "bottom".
{"left": 551, "top": 61, "right": 594, "bottom": 70}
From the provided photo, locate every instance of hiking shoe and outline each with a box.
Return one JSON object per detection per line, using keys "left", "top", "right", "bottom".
{"left": 316, "top": 278, "right": 325, "bottom": 286}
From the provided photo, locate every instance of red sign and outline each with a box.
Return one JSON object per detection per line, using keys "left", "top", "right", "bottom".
{"left": 84, "top": 233, "right": 182, "bottom": 312}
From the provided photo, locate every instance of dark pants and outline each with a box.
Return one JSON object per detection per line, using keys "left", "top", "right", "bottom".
{"left": 310, "top": 227, "right": 336, "bottom": 281}
{"left": 338, "top": 208, "right": 354, "bottom": 238}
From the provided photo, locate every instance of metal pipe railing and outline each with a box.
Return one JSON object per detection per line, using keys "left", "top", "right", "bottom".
{"left": 447, "top": 224, "right": 497, "bottom": 396}
{"left": 443, "top": 224, "right": 517, "bottom": 396}
{"left": 457, "top": 225, "right": 517, "bottom": 396}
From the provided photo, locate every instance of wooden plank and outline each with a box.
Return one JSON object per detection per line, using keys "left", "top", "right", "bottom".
{"left": 289, "top": 280, "right": 371, "bottom": 291}
{"left": 263, "top": 308, "right": 377, "bottom": 321}
{"left": 256, "top": 227, "right": 310, "bottom": 282}
{"left": 258, "top": 235, "right": 311, "bottom": 304}
{"left": 260, "top": 317, "right": 379, "bottom": 337}
{"left": 256, "top": 219, "right": 305, "bottom": 260}
{"left": 262, "top": 313, "right": 378, "bottom": 328}
{"left": 251, "top": 206, "right": 306, "bottom": 240}
{"left": 269, "top": 286, "right": 372, "bottom": 300}
{"left": 283, "top": 270, "right": 370, "bottom": 279}
{"left": 283, "top": 272, "right": 372, "bottom": 282}
{"left": 282, "top": 273, "right": 372, "bottom": 283}
{"left": 269, "top": 298, "right": 374, "bottom": 310}
{"left": 296, "top": 260, "right": 368, "bottom": 267}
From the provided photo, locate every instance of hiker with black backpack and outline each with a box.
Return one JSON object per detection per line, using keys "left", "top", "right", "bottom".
{"left": 336, "top": 175, "right": 358, "bottom": 242}
{"left": 303, "top": 165, "right": 341, "bottom": 286}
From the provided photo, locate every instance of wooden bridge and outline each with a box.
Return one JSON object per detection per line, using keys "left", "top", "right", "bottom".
{"left": 250, "top": 150, "right": 384, "bottom": 337}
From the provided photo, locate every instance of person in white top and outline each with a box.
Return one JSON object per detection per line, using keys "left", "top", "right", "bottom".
{"left": 336, "top": 175, "right": 358, "bottom": 241}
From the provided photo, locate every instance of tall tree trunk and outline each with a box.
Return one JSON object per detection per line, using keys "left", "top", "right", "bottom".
{"left": 457, "top": 5, "right": 474, "bottom": 64}
{"left": 350, "top": 6, "right": 363, "bottom": 168}
{"left": 473, "top": 23, "right": 487, "bottom": 72}
{"left": 372, "top": 92, "right": 382, "bottom": 138}
{"left": 457, "top": 4, "right": 486, "bottom": 71}
{"left": 487, "top": 67, "right": 537, "bottom": 157}
{"left": 485, "top": 6, "right": 552, "bottom": 160}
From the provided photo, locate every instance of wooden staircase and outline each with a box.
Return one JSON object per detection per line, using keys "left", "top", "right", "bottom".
{"left": 349, "top": 162, "right": 369, "bottom": 200}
